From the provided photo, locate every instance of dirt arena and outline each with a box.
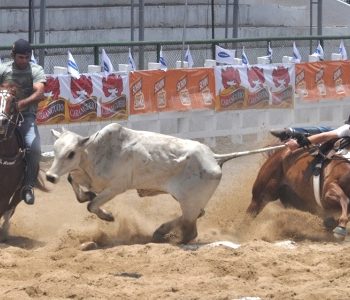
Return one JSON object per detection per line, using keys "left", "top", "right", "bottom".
{"left": 1, "top": 139, "right": 350, "bottom": 300}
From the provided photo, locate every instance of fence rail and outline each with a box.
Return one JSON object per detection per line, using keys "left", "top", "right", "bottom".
{"left": 1, "top": 35, "right": 350, "bottom": 74}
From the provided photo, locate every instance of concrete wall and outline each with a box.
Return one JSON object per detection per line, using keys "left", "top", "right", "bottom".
{"left": 39, "top": 95, "right": 350, "bottom": 152}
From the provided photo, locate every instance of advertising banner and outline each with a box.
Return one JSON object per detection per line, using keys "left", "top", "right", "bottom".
{"left": 295, "top": 61, "right": 350, "bottom": 101}
{"left": 37, "top": 72, "right": 128, "bottom": 124}
{"left": 129, "top": 68, "right": 215, "bottom": 114}
{"left": 215, "top": 64, "right": 295, "bottom": 110}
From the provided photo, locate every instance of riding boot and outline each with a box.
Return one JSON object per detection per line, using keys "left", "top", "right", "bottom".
{"left": 21, "top": 185, "right": 35, "bottom": 205}
{"left": 22, "top": 149, "right": 40, "bottom": 205}
{"left": 270, "top": 126, "right": 333, "bottom": 141}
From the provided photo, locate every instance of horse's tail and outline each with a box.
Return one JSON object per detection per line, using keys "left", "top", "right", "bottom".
{"left": 35, "top": 169, "right": 49, "bottom": 192}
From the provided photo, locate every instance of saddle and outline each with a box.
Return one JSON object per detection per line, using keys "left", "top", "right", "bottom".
{"left": 309, "top": 137, "right": 350, "bottom": 208}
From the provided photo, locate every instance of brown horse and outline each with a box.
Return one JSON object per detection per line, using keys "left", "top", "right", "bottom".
{"left": 0, "top": 84, "right": 46, "bottom": 241}
{"left": 246, "top": 139, "right": 350, "bottom": 240}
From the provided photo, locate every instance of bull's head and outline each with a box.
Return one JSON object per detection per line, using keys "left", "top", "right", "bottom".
{"left": 45, "top": 128, "right": 90, "bottom": 184}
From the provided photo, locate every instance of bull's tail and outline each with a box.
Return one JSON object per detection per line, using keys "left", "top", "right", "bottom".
{"left": 214, "top": 144, "right": 286, "bottom": 167}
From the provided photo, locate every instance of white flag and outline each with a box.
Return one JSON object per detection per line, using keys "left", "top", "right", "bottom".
{"left": 241, "top": 47, "right": 249, "bottom": 65}
{"left": 101, "top": 49, "right": 114, "bottom": 74}
{"left": 128, "top": 48, "right": 136, "bottom": 71}
{"left": 30, "top": 50, "right": 37, "bottom": 64}
{"left": 67, "top": 50, "right": 80, "bottom": 79}
{"left": 267, "top": 42, "right": 273, "bottom": 63}
{"left": 339, "top": 40, "right": 348, "bottom": 60}
{"left": 292, "top": 41, "right": 302, "bottom": 63}
{"left": 184, "top": 45, "right": 194, "bottom": 68}
{"left": 313, "top": 42, "right": 324, "bottom": 61}
{"left": 215, "top": 45, "right": 235, "bottom": 65}
{"left": 159, "top": 46, "right": 167, "bottom": 70}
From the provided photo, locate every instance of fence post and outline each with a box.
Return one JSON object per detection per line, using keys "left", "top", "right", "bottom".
{"left": 156, "top": 43, "right": 160, "bottom": 63}
{"left": 94, "top": 46, "right": 99, "bottom": 65}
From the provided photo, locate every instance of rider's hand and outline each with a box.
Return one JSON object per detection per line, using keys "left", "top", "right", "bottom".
{"left": 16, "top": 100, "right": 25, "bottom": 111}
{"left": 285, "top": 139, "right": 300, "bottom": 151}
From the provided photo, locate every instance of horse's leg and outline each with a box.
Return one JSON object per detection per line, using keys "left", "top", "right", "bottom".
{"left": 247, "top": 151, "right": 284, "bottom": 217}
{"left": 0, "top": 208, "right": 15, "bottom": 242}
{"left": 68, "top": 174, "right": 96, "bottom": 203}
{"left": 323, "top": 182, "right": 349, "bottom": 240}
{"left": 0, "top": 190, "right": 20, "bottom": 242}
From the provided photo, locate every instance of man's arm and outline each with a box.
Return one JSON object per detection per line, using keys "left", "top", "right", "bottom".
{"left": 285, "top": 130, "right": 339, "bottom": 151}
{"left": 17, "top": 81, "right": 45, "bottom": 111}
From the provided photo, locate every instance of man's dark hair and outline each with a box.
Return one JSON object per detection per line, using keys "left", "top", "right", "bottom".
{"left": 12, "top": 39, "right": 32, "bottom": 55}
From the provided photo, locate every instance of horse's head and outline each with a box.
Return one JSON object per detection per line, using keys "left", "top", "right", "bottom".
{"left": 0, "top": 84, "right": 19, "bottom": 138}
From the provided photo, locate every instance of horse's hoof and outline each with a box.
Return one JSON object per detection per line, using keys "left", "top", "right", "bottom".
{"left": 333, "top": 226, "right": 347, "bottom": 240}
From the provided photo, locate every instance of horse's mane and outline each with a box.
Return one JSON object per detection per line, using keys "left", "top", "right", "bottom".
{"left": 0, "top": 82, "right": 18, "bottom": 97}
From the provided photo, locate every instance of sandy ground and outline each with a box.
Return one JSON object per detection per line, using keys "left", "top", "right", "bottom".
{"left": 1, "top": 140, "right": 350, "bottom": 300}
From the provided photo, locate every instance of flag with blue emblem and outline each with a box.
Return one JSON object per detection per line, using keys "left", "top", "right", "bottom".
{"left": 215, "top": 45, "right": 235, "bottom": 65}
{"left": 241, "top": 47, "right": 249, "bottom": 65}
{"left": 339, "top": 40, "right": 348, "bottom": 60}
{"left": 184, "top": 45, "right": 194, "bottom": 68}
{"left": 292, "top": 41, "right": 302, "bottom": 63}
{"left": 128, "top": 48, "right": 136, "bottom": 71}
{"left": 267, "top": 42, "right": 273, "bottom": 63}
{"left": 67, "top": 50, "right": 80, "bottom": 79}
{"left": 30, "top": 50, "right": 37, "bottom": 64}
{"left": 159, "top": 46, "right": 167, "bottom": 70}
{"left": 101, "top": 49, "right": 114, "bottom": 75}
{"left": 313, "top": 42, "right": 324, "bottom": 61}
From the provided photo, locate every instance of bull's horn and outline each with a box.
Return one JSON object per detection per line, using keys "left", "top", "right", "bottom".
{"left": 51, "top": 129, "right": 61, "bottom": 139}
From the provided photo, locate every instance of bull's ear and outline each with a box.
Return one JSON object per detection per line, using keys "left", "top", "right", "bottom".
{"left": 78, "top": 136, "right": 90, "bottom": 148}
{"left": 51, "top": 129, "right": 61, "bottom": 139}
{"left": 61, "top": 126, "right": 67, "bottom": 132}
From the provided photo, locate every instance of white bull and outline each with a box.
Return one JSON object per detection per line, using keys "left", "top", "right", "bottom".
{"left": 46, "top": 123, "right": 283, "bottom": 244}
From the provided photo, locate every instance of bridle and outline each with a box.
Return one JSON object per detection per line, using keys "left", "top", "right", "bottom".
{"left": 0, "top": 88, "right": 23, "bottom": 140}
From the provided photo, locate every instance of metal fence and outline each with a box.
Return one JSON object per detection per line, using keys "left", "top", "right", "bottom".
{"left": 1, "top": 35, "right": 350, "bottom": 74}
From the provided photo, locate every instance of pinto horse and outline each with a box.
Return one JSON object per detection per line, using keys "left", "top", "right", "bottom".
{"left": 246, "top": 140, "right": 350, "bottom": 240}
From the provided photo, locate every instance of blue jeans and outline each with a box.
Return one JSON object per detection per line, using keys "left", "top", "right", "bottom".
{"left": 18, "top": 113, "right": 41, "bottom": 187}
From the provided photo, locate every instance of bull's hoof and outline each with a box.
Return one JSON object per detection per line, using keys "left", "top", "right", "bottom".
{"left": 97, "top": 209, "right": 114, "bottom": 222}
{"left": 153, "top": 230, "right": 180, "bottom": 244}
{"left": 152, "top": 218, "right": 197, "bottom": 245}
{"left": 79, "top": 241, "right": 98, "bottom": 251}
{"left": 333, "top": 226, "right": 347, "bottom": 240}
{"left": 88, "top": 203, "right": 114, "bottom": 222}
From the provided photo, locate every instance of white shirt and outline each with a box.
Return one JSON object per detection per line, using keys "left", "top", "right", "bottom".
{"left": 334, "top": 124, "right": 350, "bottom": 137}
